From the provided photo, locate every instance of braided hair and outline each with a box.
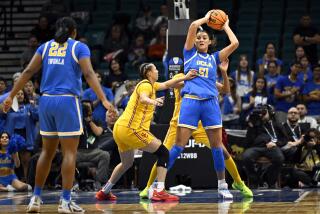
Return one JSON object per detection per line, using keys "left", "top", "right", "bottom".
{"left": 54, "top": 17, "right": 77, "bottom": 44}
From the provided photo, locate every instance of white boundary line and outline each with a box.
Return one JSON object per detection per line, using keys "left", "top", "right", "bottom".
{"left": 294, "top": 191, "right": 311, "bottom": 203}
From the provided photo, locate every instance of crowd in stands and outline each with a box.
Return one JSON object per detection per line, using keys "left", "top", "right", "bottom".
{"left": 0, "top": 0, "right": 319, "bottom": 192}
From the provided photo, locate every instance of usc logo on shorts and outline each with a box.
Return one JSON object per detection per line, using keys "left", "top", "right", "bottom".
{"left": 140, "top": 132, "right": 149, "bottom": 139}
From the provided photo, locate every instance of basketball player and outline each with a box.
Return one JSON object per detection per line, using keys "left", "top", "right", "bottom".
{"left": 165, "top": 10, "right": 239, "bottom": 199}
{"left": 95, "top": 63, "right": 197, "bottom": 201}
{"left": 3, "top": 17, "right": 114, "bottom": 213}
{"left": 140, "top": 60, "right": 253, "bottom": 199}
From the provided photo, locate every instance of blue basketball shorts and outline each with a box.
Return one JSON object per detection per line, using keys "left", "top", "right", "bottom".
{"left": 0, "top": 174, "right": 17, "bottom": 186}
{"left": 178, "top": 97, "right": 222, "bottom": 129}
{"left": 39, "top": 94, "right": 83, "bottom": 137}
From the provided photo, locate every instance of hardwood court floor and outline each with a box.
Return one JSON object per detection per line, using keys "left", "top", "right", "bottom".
{"left": 0, "top": 188, "right": 319, "bottom": 213}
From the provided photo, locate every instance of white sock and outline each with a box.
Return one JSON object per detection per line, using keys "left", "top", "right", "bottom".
{"left": 156, "top": 182, "right": 165, "bottom": 191}
{"left": 218, "top": 179, "right": 226, "bottom": 187}
{"left": 102, "top": 181, "right": 114, "bottom": 194}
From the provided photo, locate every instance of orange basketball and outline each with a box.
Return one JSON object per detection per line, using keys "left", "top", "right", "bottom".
{"left": 207, "top": 9, "right": 227, "bottom": 30}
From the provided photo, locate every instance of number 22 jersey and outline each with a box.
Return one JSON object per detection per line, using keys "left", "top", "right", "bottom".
{"left": 36, "top": 38, "right": 91, "bottom": 96}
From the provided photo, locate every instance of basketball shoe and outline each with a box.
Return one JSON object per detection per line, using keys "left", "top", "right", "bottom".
{"left": 26, "top": 195, "right": 42, "bottom": 213}
{"left": 57, "top": 198, "right": 85, "bottom": 213}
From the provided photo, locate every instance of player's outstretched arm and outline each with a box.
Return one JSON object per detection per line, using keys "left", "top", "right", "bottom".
{"left": 79, "top": 57, "right": 115, "bottom": 112}
{"left": 157, "top": 70, "right": 197, "bottom": 91}
{"left": 219, "top": 18, "right": 239, "bottom": 62}
{"left": 184, "top": 10, "right": 213, "bottom": 50}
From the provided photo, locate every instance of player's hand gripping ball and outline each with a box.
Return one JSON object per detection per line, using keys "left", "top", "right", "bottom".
{"left": 207, "top": 9, "right": 227, "bottom": 30}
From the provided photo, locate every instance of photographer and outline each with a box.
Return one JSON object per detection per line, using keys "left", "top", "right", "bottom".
{"left": 281, "top": 107, "right": 310, "bottom": 163}
{"left": 290, "top": 128, "right": 320, "bottom": 187}
{"left": 242, "top": 104, "right": 285, "bottom": 188}
{"left": 76, "top": 101, "right": 111, "bottom": 189}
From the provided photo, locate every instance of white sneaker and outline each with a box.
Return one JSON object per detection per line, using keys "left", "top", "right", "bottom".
{"left": 26, "top": 195, "right": 42, "bottom": 213}
{"left": 58, "top": 199, "right": 85, "bottom": 213}
{"left": 6, "top": 185, "right": 16, "bottom": 192}
{"left": 218, "top": 183, "right": 233, "bottom": 200}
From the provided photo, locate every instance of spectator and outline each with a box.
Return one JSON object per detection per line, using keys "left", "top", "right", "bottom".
{"left": 265, "top": 61, "right": 280, "bottom": 92}
{"left": 242, "top": 77, "right": 270, "bottom": 112}
{"left": 302, "top": 64, "right": 320, "bottom": 120}
{"left": 41, "top": 0, "right": 70, "bottom": 24}
{"left": 274, "top": 61, "right": 304, "bottom": 124}
{"left": 220, "top": 78, "right": 241, "bottom": 129}
{"left": 135, "top": 5, "right": 155, "bottom": 40}
{"left": 20, "top": 36, "right": 39, "bottom": 68}
{"left": 281, "top": 107, "right": 309, "bottom": 163}
{"left": 230, "top": 54, "right": 255, "bottom": 98}
{"left": 293, "top": 15, "right": 320, "bottom": 66}
{"left": 257, "top": 42, "right": 283, "bottom": 75}
{"left": 3, "top": 90, "right": 38, "bottom": 181}
{"left": 115, "top": 80, "right": 136, "bottom": 111}
{"left": 0, "top": 77, "right": 7, "bottom": 95}
{"left": 82, "top": 71, "right": 114, "bottom": 128}
{"left": 297, "top": 103, "right": 318, "bottom": 129}
{"left": 76, "top": 101, "right": 111, "bottom": 189}
{"left": 243, "top": 105, "right": 285, "bottom": 188}
{"left": 127, "top": 34, "right": 147, "bottom": 67}
{"left": 30, "top": 16, "right": 54, "bottom": 44}
{"left": 104, "top": 24, "right": 129, "bottom": 55}
{"left": 298, "top": 55, "right": 313, "bottom": 83}
{"left": 152, "top": 4, "right": 168, "bottom": 31}
{"left": 294, "top": 46, "right": 306, "bottom": 62}
{"left": 12, "top": 72, "right": 21, "bottom": 84}
{"left": 23, "top": 80, "right": 40, "bottom": 106}
{"left": 147, "top": 24, "right": 167, "bottom": 60}
{"left": 105, "top": 58, "right": 128, "bottom": 91}
{"left": 0, "top": 132, "right": 32, "bottom": 191}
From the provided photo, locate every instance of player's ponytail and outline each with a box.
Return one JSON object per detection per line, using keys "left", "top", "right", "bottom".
{"left": 54, "top": 17, "right": 77, "bottom": 44}
{"left": 139, "top": 63, "right": 153, "bottom": 80}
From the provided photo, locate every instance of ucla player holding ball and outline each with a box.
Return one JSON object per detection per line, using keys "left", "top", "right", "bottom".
{"left": 3, "top": 17, "right": 114, "bottom": 213}
{"left": 165, "top": 10, "right": 239, "bottom": 199}
{"left": 140, "top": 59, "right": 253, "bottom": 199}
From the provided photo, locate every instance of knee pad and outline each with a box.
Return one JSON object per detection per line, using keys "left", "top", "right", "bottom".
{"left": 154, "top": 144, "right": 169, "bottom": 168}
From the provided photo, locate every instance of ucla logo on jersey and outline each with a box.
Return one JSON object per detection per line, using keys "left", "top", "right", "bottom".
{"left": 196, "top": 60, "right": 213, "bottom": 68}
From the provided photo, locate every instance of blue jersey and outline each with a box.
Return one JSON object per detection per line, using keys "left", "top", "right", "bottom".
{"left": 302, "top": 80, "right": 320, "bottom": 115}
{"left": 36, "top": 38, "right": 91, "bottom": 97}
{"left": 275, "top": 75, "right": 304, "bottom": 112}
{"left": 181, "top": 46, "right": 220, "bottom": 99}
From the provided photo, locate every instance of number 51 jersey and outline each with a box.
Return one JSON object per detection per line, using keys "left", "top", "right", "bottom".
{"left": 181, "top": 46, "right": 221, "bottom": 99}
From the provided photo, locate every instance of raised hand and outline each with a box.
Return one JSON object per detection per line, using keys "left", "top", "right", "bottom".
{"left": 219, "top": 59, "right": 229, "bottom": 72}
{"left": 222, "top": 16, "right": 229, "bottom": 30}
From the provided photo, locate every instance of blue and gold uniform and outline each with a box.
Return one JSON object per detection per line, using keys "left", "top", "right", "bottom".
{"left": 35, "top": 38, "right": 90, "bottom": 137}
{"left": 0, "top": 149, "right": 17, "bottom": 186}
{"left": 179, "top": 46, "right": 222, "bottom": 129}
